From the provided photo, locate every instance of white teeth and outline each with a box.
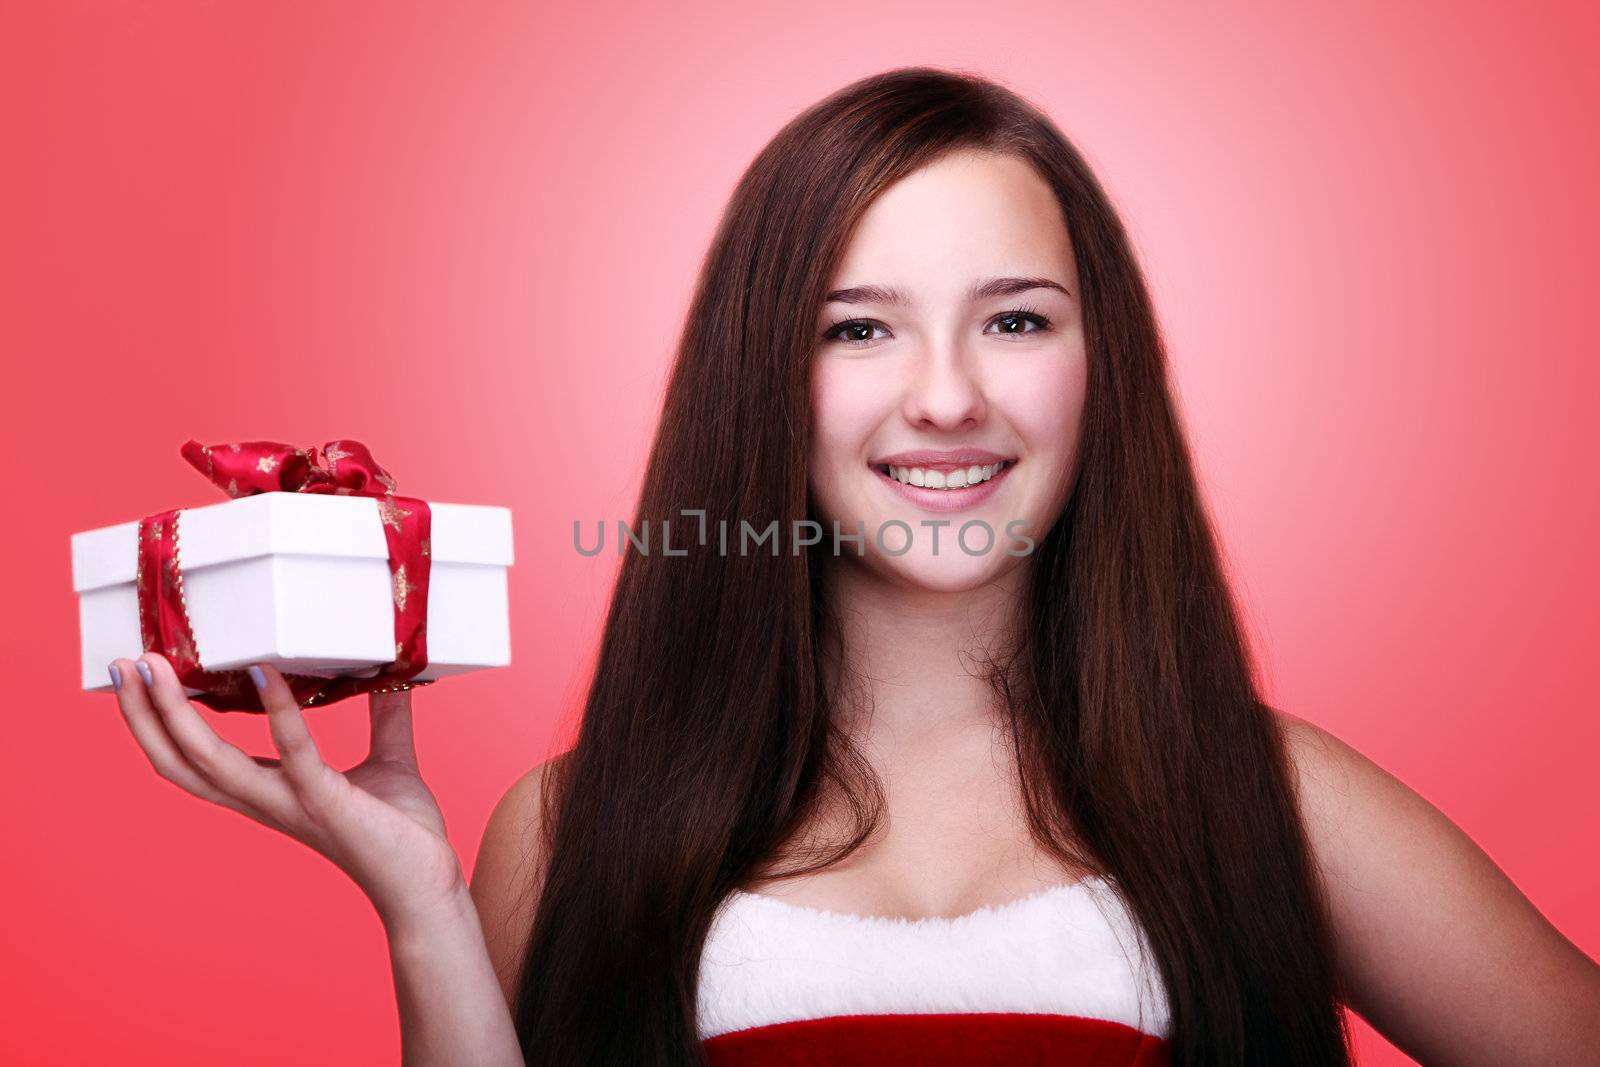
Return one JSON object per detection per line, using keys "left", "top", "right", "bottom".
{"left": 882, "top": 460, "right": 1009, "bottom": 489}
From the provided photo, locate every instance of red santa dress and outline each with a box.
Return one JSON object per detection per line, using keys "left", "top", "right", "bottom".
{"left": 696, "top": 875, "right": 1172, "bottom": 1066}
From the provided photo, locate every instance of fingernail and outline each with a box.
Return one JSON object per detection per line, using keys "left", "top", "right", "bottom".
{"left": 249, "top": 665, "right": 266, "bottom": 690}
{"left": 108, "top": 663, "right": 122, "bottom": 691}
{"left": 135, "top": 661, "right": 153, "bottom": 687}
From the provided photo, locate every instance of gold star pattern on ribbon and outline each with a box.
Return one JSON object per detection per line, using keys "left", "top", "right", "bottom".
{"left": 376, "top": 471, "right": 398, "bottom": 493}
{"left": 377, "top": 496, "right": 412, "bottom": 532}
{"left": 174, "top": 628, "right": 198, "bottom": 667}
{"left": 146, "top": 520, "right": 164, "bottom": 543}
{"left": 322, "top": 444, "right": 352, "bottom": 468}
{"left": 226, "top": 477, "right": 239, "bottom": 497}
{"left": 392, "top": 563, "right": 417, "bottom": 612}
{"left": 257, "top": 455, "right": 278, "bottom": 474}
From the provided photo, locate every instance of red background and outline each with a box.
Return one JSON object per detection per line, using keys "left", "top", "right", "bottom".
{"left": 2, "top": 2, "right": 1595, "bottom": 1063}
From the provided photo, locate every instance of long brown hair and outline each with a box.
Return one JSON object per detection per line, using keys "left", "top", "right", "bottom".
{"left": 513, "top": 66, "right": 1354, "bottom": 1065}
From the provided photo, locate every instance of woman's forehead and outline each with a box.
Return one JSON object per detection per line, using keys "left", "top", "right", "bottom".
{"left": 829, "top": 154, "right": 1075, "bottom": 295}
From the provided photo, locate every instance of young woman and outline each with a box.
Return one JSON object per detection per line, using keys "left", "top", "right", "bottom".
{"left": 110, "top": 67, "right": 1600, "bottom": 1066}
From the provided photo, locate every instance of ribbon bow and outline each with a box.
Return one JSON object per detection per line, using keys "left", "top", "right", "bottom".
{"left": 136, "top": 439, "right": 434, "bottom": 712}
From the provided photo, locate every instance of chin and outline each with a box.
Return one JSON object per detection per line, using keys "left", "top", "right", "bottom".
{"left": 870, "top": 551, "right": 1016, "bottom": 594}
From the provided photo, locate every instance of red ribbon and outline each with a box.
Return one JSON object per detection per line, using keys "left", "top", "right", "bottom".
{"left": 136, "top": 439, "right": 434, "bottom": 712}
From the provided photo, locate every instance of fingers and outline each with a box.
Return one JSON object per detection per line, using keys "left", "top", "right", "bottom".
{"left": 112, "top": 655, "right": 294, "bottom": 832}
{"left": 367, "top": 687, "right": 419, "bottom": 768}
{"left": 250, "top": 663, "right": 343, "bottom": 814}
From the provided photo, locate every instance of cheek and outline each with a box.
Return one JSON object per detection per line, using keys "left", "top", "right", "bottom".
{"left": 808, "top": 362, "right": 895, "bottom": 530}
{"left": 995, "top": 354, "right": 1088, "bottom": 455}
{"left": 809, "top": 362, "right": 889, "bottom": 472}
{"left": 1010, "top": 359, "right": 1088, "bottom": 535}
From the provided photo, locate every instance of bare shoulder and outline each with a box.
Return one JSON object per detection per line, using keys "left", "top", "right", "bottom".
{"left": 471, "top": 752, "right": 568, "bottom": 1010}
{"left": 1272, "top": 708, "right": 1600, "bottom": 1065}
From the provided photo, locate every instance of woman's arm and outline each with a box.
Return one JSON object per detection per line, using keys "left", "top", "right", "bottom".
{"left": 1279, "top": 712, "right": 1600, "bottom": 1066}
{"left": 388, "top": 755, "right": 561, "bottom": 1065}
{"left": 387, "top": 883, "right": 525, "bottom": 1067}
{"left": 471, "top": 758, "right": 559, "bottom": 1009}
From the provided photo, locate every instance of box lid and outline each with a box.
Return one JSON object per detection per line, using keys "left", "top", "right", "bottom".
{"left": 70, "top": 492, "right": 513, "bottom": 593}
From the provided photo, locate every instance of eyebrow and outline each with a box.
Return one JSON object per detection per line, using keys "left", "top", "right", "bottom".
{"left": 823, "top": 276, "right": 1071, "bottom": 307}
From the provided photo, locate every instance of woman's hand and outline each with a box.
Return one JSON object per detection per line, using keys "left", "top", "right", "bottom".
{"left": 110, "top": 652, "right": 466, "bottom": 931}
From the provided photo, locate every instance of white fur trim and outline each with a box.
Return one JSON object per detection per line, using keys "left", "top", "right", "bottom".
{"left": 696, "top": 876, "right": 1171, "bottom": 1041}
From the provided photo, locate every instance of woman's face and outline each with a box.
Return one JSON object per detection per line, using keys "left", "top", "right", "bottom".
{"left": 808, "top": 149, "right": 1088, "bottom": 592}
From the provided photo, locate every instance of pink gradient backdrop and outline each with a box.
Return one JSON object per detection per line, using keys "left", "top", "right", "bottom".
{"left": 2, "top": 1, "right": 1594, "bottom": 1062}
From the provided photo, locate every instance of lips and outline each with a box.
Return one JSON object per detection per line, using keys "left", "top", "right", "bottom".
{"left": 869, "top": 447, "right": 1012, "bottom": 469}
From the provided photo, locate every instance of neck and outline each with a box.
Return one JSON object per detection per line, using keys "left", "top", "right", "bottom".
{"left": 818, "top": 556, "right": 1031, "bottom": 747}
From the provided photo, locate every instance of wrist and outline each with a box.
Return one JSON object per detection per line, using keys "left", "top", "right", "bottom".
{"left": 379, "top": 878, "right": 477, "bottom": 939}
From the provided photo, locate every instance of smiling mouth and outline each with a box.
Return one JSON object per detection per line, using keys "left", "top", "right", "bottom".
{"left": 870, "top": 458, "right": 1015, "bottom": 489}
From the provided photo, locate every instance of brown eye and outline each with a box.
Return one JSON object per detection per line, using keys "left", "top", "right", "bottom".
{"left": 987, "top": 308, "right": 1052, "bottom": 337}
{"left": 823, "top": 319, "right": 889, "bottom": 346}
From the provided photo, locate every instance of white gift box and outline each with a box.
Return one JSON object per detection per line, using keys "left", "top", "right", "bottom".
{"left": 71, "top": 491, "right": 513, "bottom": 695}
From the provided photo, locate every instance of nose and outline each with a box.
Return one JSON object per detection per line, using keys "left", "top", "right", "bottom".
{"left": 901, "top": 342, "right": 987, "bottom": 431}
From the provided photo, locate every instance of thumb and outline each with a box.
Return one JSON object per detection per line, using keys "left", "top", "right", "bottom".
{"left": 367, "top": 687, "right": 419, "bottom": 768}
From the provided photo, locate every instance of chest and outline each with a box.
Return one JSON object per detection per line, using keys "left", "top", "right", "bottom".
{"left": 741, "top": 731, "right": 1094, "bottom": 920}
